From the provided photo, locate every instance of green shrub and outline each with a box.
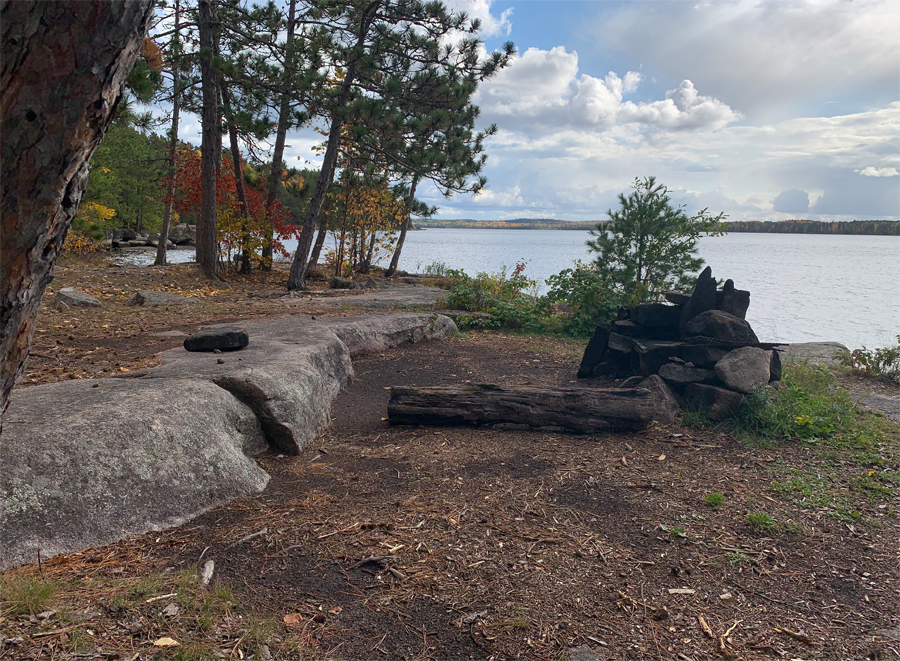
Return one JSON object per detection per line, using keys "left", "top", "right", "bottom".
{"left": 544, "top": 261, "right": 622, "bottom": 336}
{"left": 841, "top": 336, "right": 900, "bottom": 384}
{"left": 445, "top": 262, "right": 549, "bottom": 332}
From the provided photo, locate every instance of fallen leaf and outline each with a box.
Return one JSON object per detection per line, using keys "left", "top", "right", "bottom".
{"left": 153, "top": 637, "right": 179, "bottom": 647}
{"left": 658, "top": 454, "right": 666, "bottom": 461}
{"left": 328, "top": 606, "right": 343, "bottom": 615}
{"left": 283, "top": 613, "right": 303, "bottom": 628}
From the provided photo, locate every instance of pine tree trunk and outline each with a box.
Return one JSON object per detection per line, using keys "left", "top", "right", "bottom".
{"left": 385, "top": 174, "right": 419, "bottom": 277}
{"left": 307, "top": 208, "right": 330, "bottom": 276}
{"left": 196, "top": 0, "right": 219, "bottom": 278}
{"left": 221, "top": 85, "right": 251, "bottom": 273}
{"left": 156, "top": 0, "right": 181, "bottom": 267}
{"left": 287, "top": 3, "right": 379, "bottom": 290}
{"left": 0, "top": 0, "right": 154, "bottom": 421}
{"left": 262, "top": 0, "right": 295, "bottom": 271}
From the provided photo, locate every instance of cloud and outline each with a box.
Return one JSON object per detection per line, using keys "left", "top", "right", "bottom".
{"left": 445, "top": 0, "right": 512, "bottom": 37}
{"left": 810, "top": 174, "right": 900, "bottom": 216}
{"left": 595, "top": 0, "right": 900, "bottom": 121}
{"left": 771, "top": 189, "right": 810, "bottom": 213}
{"left": 478, "top": 47, "right": 740, "bottom": 132}
{"left": 857, "top": 166, "right": 899, "bottom": 177}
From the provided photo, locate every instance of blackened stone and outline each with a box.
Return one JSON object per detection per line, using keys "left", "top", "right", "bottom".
{"left": 683, "top": 310, "right": 759, "bottom": 345}
{"left": 715, "top": 346, "right": 771, "bottom": 393}
{"left": 681, "top": 343, "right": 730, "bottom": 368}
{"left": 680, "top": 266, "right": 717, "bottom": 332}
{"left": 617, "top": 307, "right": 631, "bottom": 321}
{"left": 658, "top": 363, "right": 716, "bottom": 385}
{"left": 716, "top": 279, "right": 751, "bottom": 319}
{"left": 577, "top": 323, "right": 611, "bottom": 378}
{"left": 632, "top": 339, "right": 683, "bottom": 378}
{"left": 665, "top": 291, "right": 691, "bottom": 306}
{"left": 631, "top": 303, "right": 681, "bottom": 328}
{"left": 770, "top": 349, "right": 783, "bottom": 382}
{"left": 619, "top": 375, "right": 644, "bottom": 388}
{"left": 684, "top": 383, "right": 744, "bottom": 421}
{"left": 184, "top": 327, "right": 249, "bottom": 352}
{"left": 593, "top": 333, "right": 638, "bottom": 378}
{"left": 612, "top": 320, "right": 641, "bottom": 337}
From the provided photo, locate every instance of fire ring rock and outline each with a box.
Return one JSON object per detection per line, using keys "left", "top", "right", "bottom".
{"left": 184, "top": 327, "right": 250, "bottom": 352}
{"left": 714, "top": 346, "right": 772, "bottom": 394}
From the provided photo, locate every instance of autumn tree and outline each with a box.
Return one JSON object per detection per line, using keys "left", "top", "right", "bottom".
{"left": 0, "top": 0, "right": 154, "bottom": 420}
{"left": 286, "top": 0, "right": 514, "bottom": 290}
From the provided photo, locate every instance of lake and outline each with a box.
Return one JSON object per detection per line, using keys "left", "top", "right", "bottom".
{"left": 119, "top": 230, "right": 900, "bottom": 349}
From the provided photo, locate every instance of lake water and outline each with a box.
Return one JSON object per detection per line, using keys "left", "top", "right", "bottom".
{"left": 119, "top": 230, "right": 900, "bottom": 349}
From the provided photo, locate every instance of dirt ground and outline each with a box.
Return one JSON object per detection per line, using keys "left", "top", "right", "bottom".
{"left": 2, "top": 258, "right": 899, "bottom": 661}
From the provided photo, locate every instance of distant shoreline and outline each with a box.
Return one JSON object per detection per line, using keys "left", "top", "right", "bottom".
{"left": 415, "top": 218, "right": 899, "bottom": 236}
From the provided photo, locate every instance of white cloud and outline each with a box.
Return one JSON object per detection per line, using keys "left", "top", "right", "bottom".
{"left": 857, "top": 166, "right": 899, "bottom": 177}
{"left": 478, "top": 47, "right": 740, "bottom": 132}
{"left": 595, "top": 0, "right": 900, "bottom": 121}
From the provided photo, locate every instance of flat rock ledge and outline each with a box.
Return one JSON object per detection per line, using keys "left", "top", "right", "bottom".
{"left": 0, "top": 313, "right": 456, "bottom": 570}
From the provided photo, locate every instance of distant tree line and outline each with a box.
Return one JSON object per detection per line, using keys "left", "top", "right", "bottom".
{"left": 418, "top": 218, "right": 599, "bottom": 230}
{"left": 724, "top": 220, "right": 899, "bottom": 236}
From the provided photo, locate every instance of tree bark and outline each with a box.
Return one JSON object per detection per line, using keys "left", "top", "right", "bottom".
{"left": 196, "top": 0, "right": 220, "bottom": 278}
{"left": 385, "top": 174, "right": 419, "bottom": 277}
{"left": 156, "top": 0, "right": 181, "bottom": 267}
{"left": 262, "top": 0, "right": 296, "bottom": 271}
{"left": 387, "top": 381, "right": 678, "bottom": 433}
{"left": 0, "top": 0, "right": 154, "bottom": 421}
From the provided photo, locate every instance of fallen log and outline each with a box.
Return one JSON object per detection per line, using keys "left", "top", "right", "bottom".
{"left": 387, "top": 377, "right": 678, "bottom": 433}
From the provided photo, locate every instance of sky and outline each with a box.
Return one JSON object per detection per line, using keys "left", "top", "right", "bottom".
{"left": 177, "top": 0, "right": 900, "bottom": 222}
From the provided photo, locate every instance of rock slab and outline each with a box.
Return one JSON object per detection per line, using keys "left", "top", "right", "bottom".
{"left": 127, "top": 290, "right": 199, "bottom": 307}
{"left": 55, "top": 287, "right": 101, "bottom": 308}
{"left": 0, "top": 313, "right": 456, "bottom": 570}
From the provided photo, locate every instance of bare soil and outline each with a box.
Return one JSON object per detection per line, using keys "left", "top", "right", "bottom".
{"left": 2, "top": 259, "right": 898, "bottom": 661}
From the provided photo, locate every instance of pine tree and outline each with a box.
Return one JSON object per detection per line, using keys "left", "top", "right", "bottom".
{"left": 588, "top": 177, "right": 725, "bottom": 304}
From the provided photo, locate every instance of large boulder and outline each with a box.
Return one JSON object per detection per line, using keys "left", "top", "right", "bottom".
{"left": 127, "top": 290, "right": 199, "bottom": 307}
{"left": 684, "top": 383, "right": 744, "bottom": 421}
{"left": 168, "top": 224, "right": 196, "bottom": 245}
{"left": 55, "top": 287, "right": 101, "bottom": 308}
{"left": 680, "top": 266, "right": 717, "bottom": 331}
{"left": 577, "top": 322, "right": 611, "bottom": 378}
{"left": 683, "top": 310, "right": 759, "bottom": 345}
{"left": 715, "top": 346, "right": 772, "bottom": 393}
{"left": 0, "top": 378, "right": 270, "bottom": 571}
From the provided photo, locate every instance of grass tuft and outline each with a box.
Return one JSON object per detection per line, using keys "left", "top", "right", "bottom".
{"left": 0, "top": 575, "right": 58, "bottom": 616}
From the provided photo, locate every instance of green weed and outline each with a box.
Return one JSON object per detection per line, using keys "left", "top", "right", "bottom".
{"left": 746, "top": 512, "right": 776, "bottom": 532}
{"left": 727, "top": 552, "right": 750, "bottom": 567}
{"left": 0, "top": 575, "right": 58, "bottom": 616}
{"left": 704, "top": 493, "right": 725, "bottom": 508}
